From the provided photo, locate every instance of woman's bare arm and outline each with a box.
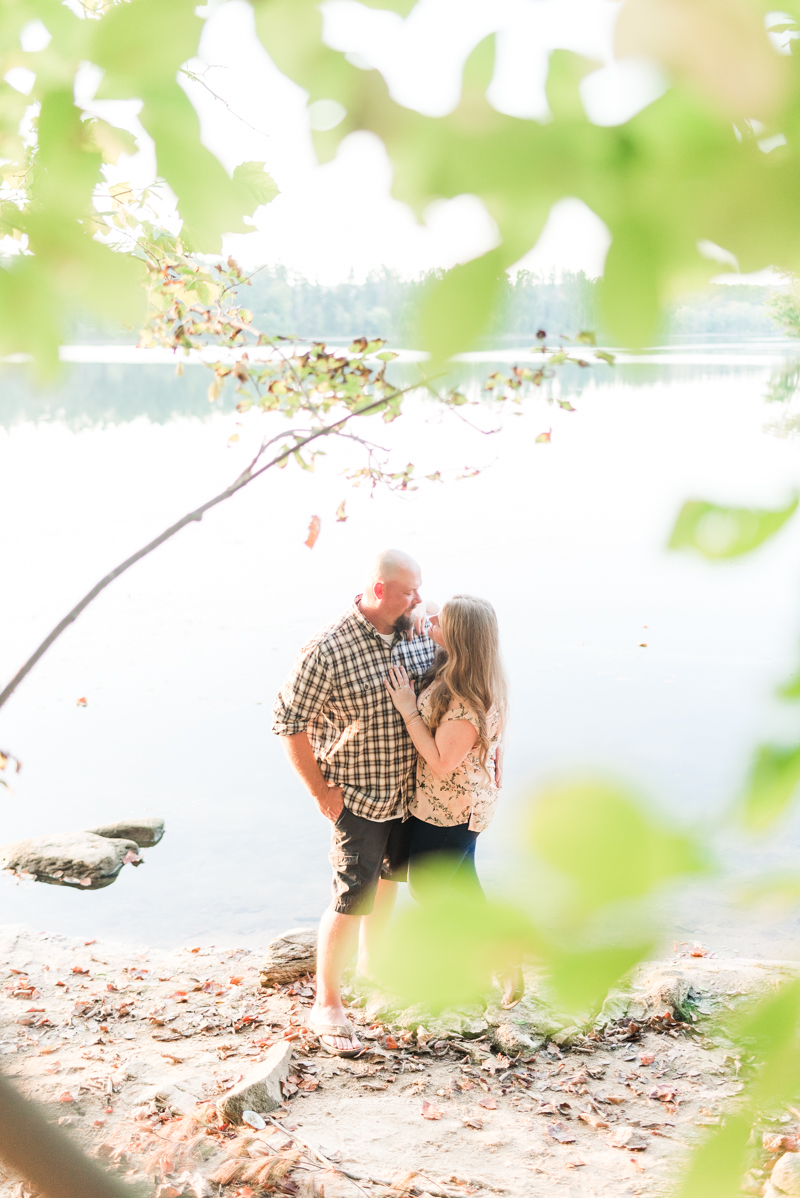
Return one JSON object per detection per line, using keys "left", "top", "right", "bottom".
{"left": 383, "top": 664, "right": 477, "bottom": 776}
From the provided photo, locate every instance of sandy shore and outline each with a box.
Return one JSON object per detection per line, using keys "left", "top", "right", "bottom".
{"left": 0, "top": 923, "right": 794, "bottom": 1198}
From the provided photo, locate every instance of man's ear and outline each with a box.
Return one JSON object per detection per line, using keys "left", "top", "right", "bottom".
{"left": 373, "top": 580, "right": 385, "bottom": 602}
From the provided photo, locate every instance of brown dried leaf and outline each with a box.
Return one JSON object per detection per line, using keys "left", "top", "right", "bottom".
{"left": 304, "top": 515, "right": 321, "bottom": 549}
{"left": 548, "top": 1122, "right": 576, "bottom": 1144}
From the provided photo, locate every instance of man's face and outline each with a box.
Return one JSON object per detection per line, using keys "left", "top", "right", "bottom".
{"left": 376, "top": 568, "right": 422, "bottom": 628}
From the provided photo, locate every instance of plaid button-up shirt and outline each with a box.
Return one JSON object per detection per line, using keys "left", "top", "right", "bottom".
{"left": 272, "top": 597, "right": 436, "bottom": 821}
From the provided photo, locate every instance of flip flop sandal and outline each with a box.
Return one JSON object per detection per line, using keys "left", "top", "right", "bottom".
{"left": 307, "top": 1020, "right": 362, "bottom": 1058}
{"left": 499, "top": 966, "right": 525, "bottom": 1010}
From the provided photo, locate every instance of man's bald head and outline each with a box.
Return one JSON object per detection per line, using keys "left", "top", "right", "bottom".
{"left": 367, "top": 549, "right": 421, "bottom": 589}
{"left": 360, "top": 549, "right": 422, "bottom": 634}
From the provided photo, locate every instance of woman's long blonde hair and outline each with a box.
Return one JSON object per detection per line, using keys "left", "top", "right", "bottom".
{"left": 424, "top": 595, "right": 507, "bottom": 774}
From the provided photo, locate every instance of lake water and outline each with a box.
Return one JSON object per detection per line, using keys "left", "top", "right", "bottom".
{"left": 4, "top": 341, "right": 800, "bottom": 957}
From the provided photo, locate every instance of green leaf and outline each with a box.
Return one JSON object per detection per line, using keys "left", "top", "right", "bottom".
{"left": 600, "top": 218, "right": 661, "bottom": 348}
{"left": 90, "top": 0, "right": 202, "bottom": 94}
{"left": 232, "top": 161, "right": 278, "bottom": 207}
{"left": 528, "top": 779, "right": 709, "bottom": 913}
{"left": 548, "top": 940, "right": 658, "bottom": 1013}
{"left": 418, "top": 248, "right": 507, "bottom": 365}
{"left": 357, "top": 0, "right": 417, "bottom": 11}
{"left": 668, "top": 496, "right": 798, "bottom": 559}
{"left": 741, "top": 743, "right": 800, "bottom": 831}
{"left": 375, "top": 883, "right": 542, "bottom": 1009}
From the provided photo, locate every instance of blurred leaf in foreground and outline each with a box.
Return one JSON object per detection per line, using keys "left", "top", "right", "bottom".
{"left": 527, "top": 779, "right": 709, "bottom": 915}
{"left": 375, "top": 878, "right": 541, "bottom": 1009}
{"left": 678, "top": 981, "right": 800, "bottom": 1198}
{"left": 741, "top": 742, "right": 800, "bottom": 831}
{"left": 668, "top": 496, "right": 798, "bottom": 559}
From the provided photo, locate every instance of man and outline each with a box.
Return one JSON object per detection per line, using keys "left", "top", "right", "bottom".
{"left": 272, "top": 549, "right": 436, "bottom": 1055}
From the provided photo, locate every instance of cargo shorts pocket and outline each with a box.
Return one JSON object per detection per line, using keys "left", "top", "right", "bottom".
{"left": 329, "top": 851, "right": 361, "bottom": 906}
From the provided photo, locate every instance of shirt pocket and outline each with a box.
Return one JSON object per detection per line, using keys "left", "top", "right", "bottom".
{"left": 329, "top": 676, "right": 387, "bottom": 727}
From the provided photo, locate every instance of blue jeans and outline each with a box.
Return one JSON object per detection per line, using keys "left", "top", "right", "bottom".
{"left": 406, "top": 815, "right": 485, "bottom": 904}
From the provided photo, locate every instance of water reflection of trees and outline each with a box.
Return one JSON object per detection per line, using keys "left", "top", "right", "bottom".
{"left": 0, "top": 359, "right": 775, "bottom": 432}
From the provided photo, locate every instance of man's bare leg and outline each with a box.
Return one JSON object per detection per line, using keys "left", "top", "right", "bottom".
{"left": 357, "top": 878, "right": 397, "bottom": 981}
{"left": 309, "top": 907, "right": 362, "bottom": 1052}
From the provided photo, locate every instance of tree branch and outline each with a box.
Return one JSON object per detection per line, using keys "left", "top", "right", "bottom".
{"left": 0, "top": 396, "right": 392, "bottom": 713}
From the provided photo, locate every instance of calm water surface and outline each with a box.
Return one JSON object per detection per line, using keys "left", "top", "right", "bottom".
{"left": 3, "top": 343, "right": 800, "bottom": 955}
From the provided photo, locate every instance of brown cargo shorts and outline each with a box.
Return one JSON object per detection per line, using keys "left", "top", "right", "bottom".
{"left": 329, "top": 805, "right": 410, "bottom": 916}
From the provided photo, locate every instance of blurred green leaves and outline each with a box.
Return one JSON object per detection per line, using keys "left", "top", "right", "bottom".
{"left": 376, "top": 779, "right": 708, "bottom": 1014}
{"left": 741, "top": 743, "right": 800, "bottom": 831}
{"left": 678, "top": 982, "right": 800, "bottom": 1198}
{"left": 376, "top": 885, "right": 541, "bottom": 1010}
{"left": 528, "top": 779, "right": 708, "bottom": 914}
{"left": 669, "top": 496, "right": 798, "bottom": 559}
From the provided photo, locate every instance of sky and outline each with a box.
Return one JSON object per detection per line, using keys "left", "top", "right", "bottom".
{"left": 86, "top": 0, "right": 776, "bottom": 285}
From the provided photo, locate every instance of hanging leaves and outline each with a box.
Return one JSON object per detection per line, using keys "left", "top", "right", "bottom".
{"left": 668, "top": 497, "right": 799, "bottom": 560}
{"left": 304, "top": 516, "right": 321, "bottom": 549}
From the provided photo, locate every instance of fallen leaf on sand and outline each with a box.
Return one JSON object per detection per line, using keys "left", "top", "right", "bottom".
{"left": 385, "top": 1036, "right": 398, "bottom": 1050}
{"left": 57, "top": 1091, "right": 74, "bottom": 1103}
{"left": 640, "top": 1054, "right": 655, "bottom": 1066}
{"left": 304, "top": 515, "right": 321, "bottom": 549}
{"left": 76, "top": 697, "right": 87, "bottom": 707}
{"left": 478, "top": 1097, "right": 497, "bottom": 1110}
{"left": 463, "top": 1118, "right": 483, "bottom": 1130}
{"left": 548, "top": 1122, "right": 576, "bottom": 1144}
{"left": 764, "top": 1133, "right": 798, "bottom": 1152}
{"left": 579, "top": 1112, "right": 608, "bottom": 1130}
{"left": 421, "top": 1101, "right": 443, "bottom": 1121}
{"left": 649, "top": 1084, "right": 677, "bottom": 1103}
{"left": 535, "top": 429, "right": 552, "bottom": 444}
{"left": 610, "top": 1126, "right": 648, "bottom": 1151}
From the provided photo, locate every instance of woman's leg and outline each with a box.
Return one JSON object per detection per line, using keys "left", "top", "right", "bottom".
{"left": 407, "top": 816, "right": 483, "bottom": 903}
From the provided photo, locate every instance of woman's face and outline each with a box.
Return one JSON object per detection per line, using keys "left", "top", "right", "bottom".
{"left": 427, "top": 613, "right": 445, "bottom": 648}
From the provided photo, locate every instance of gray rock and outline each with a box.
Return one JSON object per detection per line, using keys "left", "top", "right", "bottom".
{"left": 86, "top": 817, "right": 165, "bottom": 847}
{"left": 217, "top": 1041, "right": 294, "bottom": 1124}
{"left": 772, "top": 1151, "right": 800, "bottom": 1196}
{"left": 594, "top": 989, "right": 632, "bottom": 1029}
{"left": 627, "top": 975, "right": 691, "bottom": 1024}
{"left": 551, "top": 1024, "right": 584, "bottom": 1047}
{"left": 137, "top": 1081, "right": 199, "bottom": 1116}
{"left": 491, "top": 1021, "right": 544, "bottom": 1056}
{"left": 259, "top": 928, "right": 317, "bottom": 987}
{"left": 0, "top": 832, "right": 141, "bottom": 890}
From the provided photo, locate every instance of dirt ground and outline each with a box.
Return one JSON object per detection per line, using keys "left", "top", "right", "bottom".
{"left": 0, "top": 923, "right": 794, "bottom": 1198}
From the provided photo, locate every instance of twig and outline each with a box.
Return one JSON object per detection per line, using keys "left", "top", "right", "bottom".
{"left": 0, "top": 393, "right": 394, "bottom": 712}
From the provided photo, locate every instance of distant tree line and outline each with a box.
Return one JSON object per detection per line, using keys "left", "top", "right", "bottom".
{"left": 233, "top": 268, "right": 783, "bottom": 344}
{"left": 69, "top": 268, "right": 783, "bottom": 346}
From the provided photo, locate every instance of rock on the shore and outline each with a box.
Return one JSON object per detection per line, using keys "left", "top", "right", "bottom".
{"left": 259, "top": 928, "right": 317, "bottom": 987}
{"left": 771, "top": 1152, "right": 800, "bottom": 1196}
{"left": 491, "top": 1022, "right": 544, "bottom": 1056}
{"left": 85, "top": 817, "right": 165, "bottom": 847}
{"left": 0, "top": 832, "right": 141, "bottom": 889}
{"left": 137, "top": 1081, "right": 200, "bottom": 1116}
{"left": 217, "top": 1041, "right": 294, "bottom": 1124}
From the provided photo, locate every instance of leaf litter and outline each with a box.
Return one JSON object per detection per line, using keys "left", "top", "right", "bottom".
{"left": 0, "top": 930, "right": 793, "bottom": 1198}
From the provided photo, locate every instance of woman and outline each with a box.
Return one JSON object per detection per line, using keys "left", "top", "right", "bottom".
{"left": 384, "top": 594, "right": 523, "bottom": 1006}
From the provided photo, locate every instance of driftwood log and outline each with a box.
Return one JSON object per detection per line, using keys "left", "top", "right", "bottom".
{"left": 259, "top": 928, "right": 317, "bottom": 988}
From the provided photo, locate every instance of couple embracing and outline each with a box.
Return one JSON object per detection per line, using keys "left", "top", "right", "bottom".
{"left": 272, "top": 549, "right": 517, "bottom": 1057}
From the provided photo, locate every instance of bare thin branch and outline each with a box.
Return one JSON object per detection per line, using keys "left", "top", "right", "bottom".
{"left": 0, "top": 394, "right": 396, "bottom": 712}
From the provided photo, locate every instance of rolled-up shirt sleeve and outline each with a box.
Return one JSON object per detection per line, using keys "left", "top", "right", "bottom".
{"left": 272, "top": 643, "right": 331, "bottom": 736}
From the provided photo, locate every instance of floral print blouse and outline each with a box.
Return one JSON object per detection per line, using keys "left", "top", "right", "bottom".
{"left": 408, "top": 689, "right": 502, "bottom": 833}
